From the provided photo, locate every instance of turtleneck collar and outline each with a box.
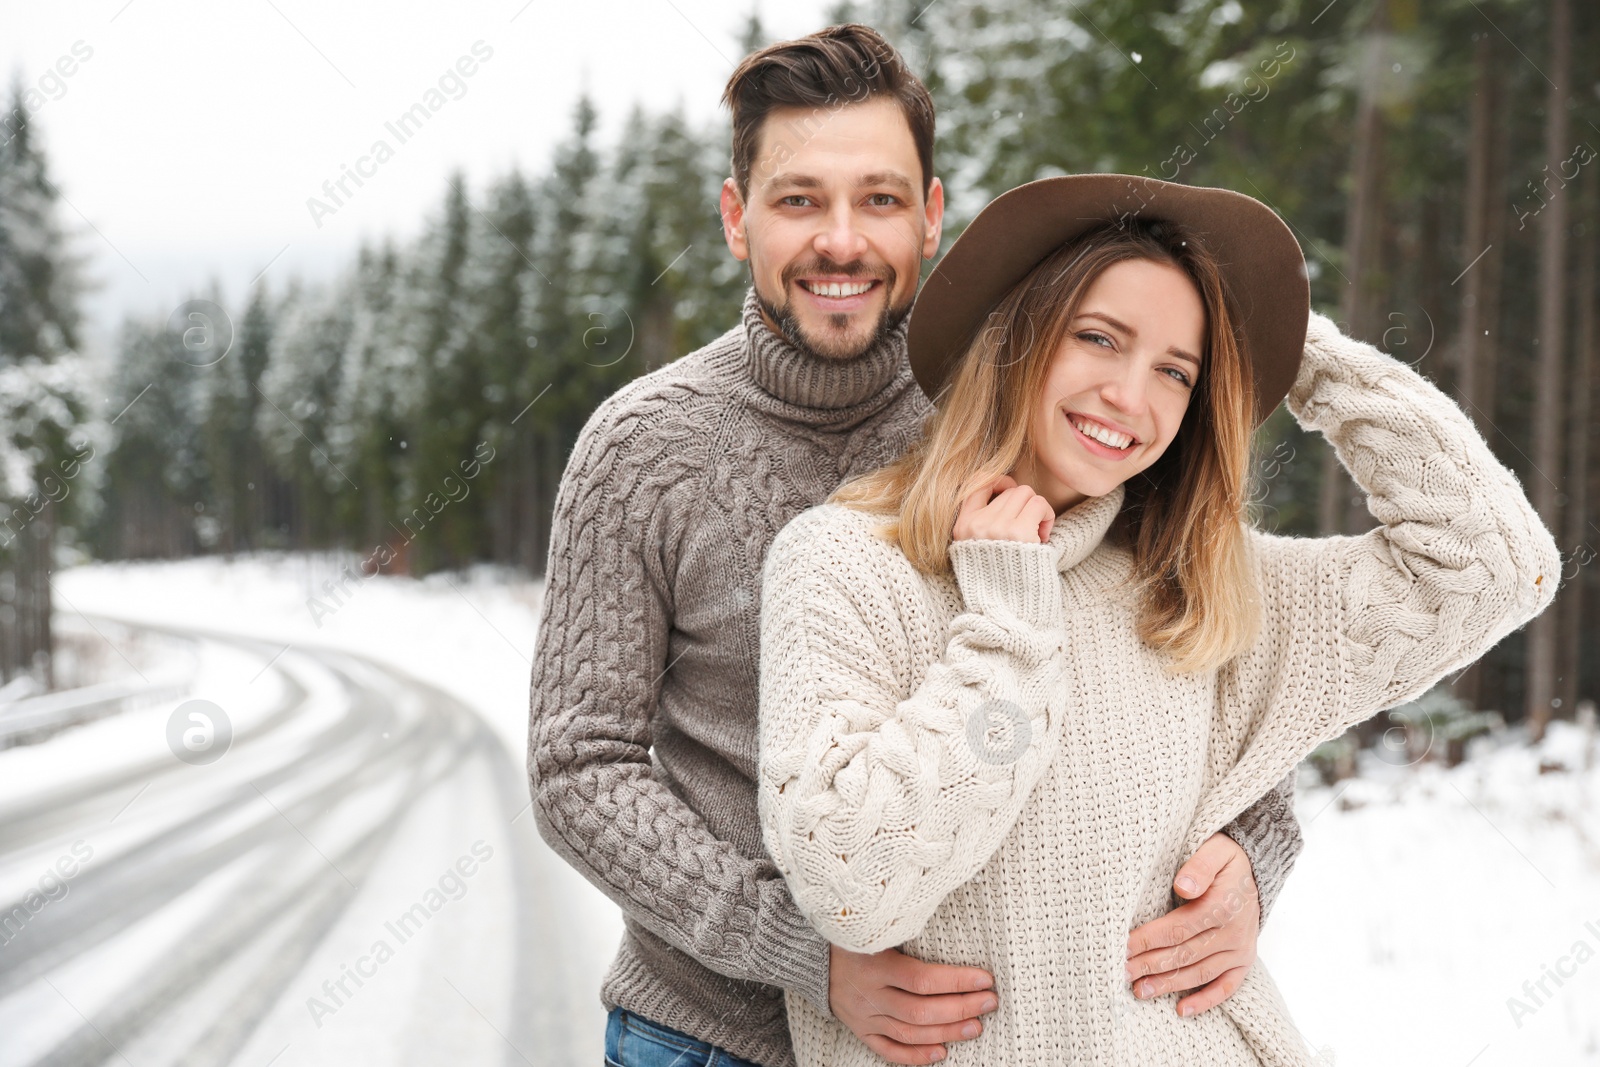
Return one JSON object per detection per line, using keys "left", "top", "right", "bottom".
{"left": 1047, "top": 484, "right": 1125, "bottom": 571}
{"left": 740, "top": 287, "right": 911, "bottom": 411}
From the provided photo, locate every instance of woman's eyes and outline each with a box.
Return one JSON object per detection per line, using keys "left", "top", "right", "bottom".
{"left": 1076, "top": 331, "right": 1192, "bottom": 386}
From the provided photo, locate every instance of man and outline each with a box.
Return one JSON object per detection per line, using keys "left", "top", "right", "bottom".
{"left": 527, "top": 23, "right": 1304, "bottom": 1067}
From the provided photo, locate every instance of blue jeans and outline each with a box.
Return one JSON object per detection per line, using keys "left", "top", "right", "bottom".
{"left": 604, "top": 1007, "right": 763, "bottom": 1067}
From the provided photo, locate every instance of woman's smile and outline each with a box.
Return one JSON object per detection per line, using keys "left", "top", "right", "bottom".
{"left": 1066, "top": 410, "right": 1142, "bottom": 458}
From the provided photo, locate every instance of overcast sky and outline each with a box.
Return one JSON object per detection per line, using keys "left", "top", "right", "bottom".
{"left": 2, "top": 0, "right": 840, "bottom": 354}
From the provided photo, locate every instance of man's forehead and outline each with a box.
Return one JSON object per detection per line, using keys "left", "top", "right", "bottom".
{"left": 748, "top": 97, "right": 924, "bottom": 189}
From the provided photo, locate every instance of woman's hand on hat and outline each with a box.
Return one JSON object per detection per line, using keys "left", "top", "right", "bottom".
{"left": 953, "top": 475, "right": 1056, "bottom": 545}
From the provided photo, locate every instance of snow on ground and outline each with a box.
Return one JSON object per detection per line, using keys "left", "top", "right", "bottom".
{"left": 1266, "top": 731, "right": 1600, "bottom": 1065}
{"left": 53, "top": 552, "right": 542, "bottom": 765}
{"left": 50, "top": 552, "right": 627, "bottom": 1054}
{"left": 48, "top": 553, "right": 1600, "bottom": 1065}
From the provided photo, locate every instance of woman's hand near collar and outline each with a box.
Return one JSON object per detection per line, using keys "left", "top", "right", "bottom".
{"left": 953, "top": 474, "right": 1056, "bottom": 544}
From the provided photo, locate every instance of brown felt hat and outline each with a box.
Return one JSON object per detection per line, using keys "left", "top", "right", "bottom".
{"left": 907, "top": 173, "right": 1309, "bottom": 426}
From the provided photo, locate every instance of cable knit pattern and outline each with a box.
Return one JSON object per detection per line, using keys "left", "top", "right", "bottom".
{"left": 527, "top": 287, "right": 1305, "bottom": 1067}
{"left": 757, "top": 310, "right": 1559, "bottom": 1066}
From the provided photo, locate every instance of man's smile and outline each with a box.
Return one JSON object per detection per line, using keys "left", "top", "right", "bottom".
{"left": 795, "top": 276, "right": 884, "bottom": 312}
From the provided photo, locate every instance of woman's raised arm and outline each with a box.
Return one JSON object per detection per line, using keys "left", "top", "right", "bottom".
{"left": 1293, "top": 310, "right": 1558, "bottom": 713}
{"left": 757, "top": 505, "right": 1070, "bottom": 953}
{"left": 1190, "top": 311, "right": 1560, "bottom": 853}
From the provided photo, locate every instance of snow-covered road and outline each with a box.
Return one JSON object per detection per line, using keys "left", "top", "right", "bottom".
{"left": 0, "top": 610, "right": 608, "bottom": 1066}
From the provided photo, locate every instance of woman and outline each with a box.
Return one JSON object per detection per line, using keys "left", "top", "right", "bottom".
{"left": 755, "top": 174, "right": 1558, "bottom": 1067}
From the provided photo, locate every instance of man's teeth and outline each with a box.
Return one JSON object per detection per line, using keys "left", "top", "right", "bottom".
{"left": 1071, "top": 415, "right": 1134, "bottom": 450}
{"left": 802, "top": 280, "right": 874, "bottom": 297}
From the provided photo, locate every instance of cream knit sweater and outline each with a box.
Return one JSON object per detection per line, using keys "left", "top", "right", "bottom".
{"left": 756, "top": 311, "right": 1559, "bottom": 1066}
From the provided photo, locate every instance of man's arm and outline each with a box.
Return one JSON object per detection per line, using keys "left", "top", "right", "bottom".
{"left": 525, "top": 387, "right": 834, "bottom": 1017}
{"left": 1219, "top": 769, "right": 1303, "bottom": 926}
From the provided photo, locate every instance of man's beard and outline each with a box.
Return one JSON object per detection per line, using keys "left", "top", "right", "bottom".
{"left": 754, "top": 263, "right": 911, "bottom": 362}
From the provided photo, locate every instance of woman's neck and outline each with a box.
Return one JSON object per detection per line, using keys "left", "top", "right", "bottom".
{"left": 1008, "top": 454, "right": 1088, "bottom": 516}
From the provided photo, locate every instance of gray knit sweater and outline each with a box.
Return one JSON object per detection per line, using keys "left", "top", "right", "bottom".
{"left": 526, "top": 288, "right": 1304, "bottom": 1067}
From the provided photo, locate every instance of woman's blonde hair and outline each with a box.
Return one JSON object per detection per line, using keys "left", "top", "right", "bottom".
{"left": 831, "top": 217, "right": 1259, "bottom": 672}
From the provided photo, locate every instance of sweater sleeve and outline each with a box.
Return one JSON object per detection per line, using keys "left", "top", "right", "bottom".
{"left": 526, "top": 386, "right": 835, "bottom": 1020}
{"left": 757, "top": 506, "right": 1071, "bottom": 954}
{"left": 1187, "top": 311, "right": 1560, "bottom": 855}
{"left": 1218, "top": 770, "right": 1302, "bottom": 927}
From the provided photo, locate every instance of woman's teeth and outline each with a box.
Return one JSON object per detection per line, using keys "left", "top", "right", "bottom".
{"left": 802, "top": 280, "right": 874, "bottom": 297}
{"left": 1070, "top": 414, "right": 1134, "bottom": 450}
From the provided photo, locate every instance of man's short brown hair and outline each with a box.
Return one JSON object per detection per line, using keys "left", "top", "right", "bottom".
{"left": 721, "top": 23, "right": 935, "bottom": 203}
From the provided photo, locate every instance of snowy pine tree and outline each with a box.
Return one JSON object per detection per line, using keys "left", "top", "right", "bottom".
{"left": 0, "top": 80, "right": 92, "bottom": 687}
{"left": 255, "top": 280, "right": 354, "bottom": 548}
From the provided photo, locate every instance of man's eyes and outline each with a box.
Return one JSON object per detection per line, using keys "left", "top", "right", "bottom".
{"left": 776, "top": 194, "right": 901, "bottom": 208}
